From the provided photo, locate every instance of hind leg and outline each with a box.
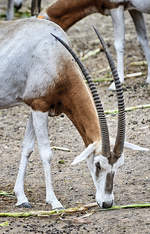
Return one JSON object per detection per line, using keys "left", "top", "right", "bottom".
{"left": 109, "top": 6, "right": 125, "bottom": 90}
{"left": 6, "top": 0, "right": 15, "bottom": 20}
{"left": 129, "top": 10, "right": 150, "bottom": 83}
{"left": 14, "top": 113, "right": 35, "bottom": 208}
{"left": 32, "top": 110, "right": 63, "bottom": 209}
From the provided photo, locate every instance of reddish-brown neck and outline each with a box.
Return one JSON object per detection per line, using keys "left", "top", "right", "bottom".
{"left": 26, "top": 60, "right": 101, "bottom": 146}
{"left": 55, "top": 61, "right": 101, "bottom": 146}
{"left": 46, "top": 0, "right": 126, "bottom": 31}
{"left": 24, "top": 54, "right": 101, "bottom": 146}
{"left": 46, "top": 0, "right": 98, "bottom": 30}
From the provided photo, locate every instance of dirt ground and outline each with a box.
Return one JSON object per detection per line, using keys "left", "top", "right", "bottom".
{"left": 0, "top": 1, "right": 150, "bottom": 234}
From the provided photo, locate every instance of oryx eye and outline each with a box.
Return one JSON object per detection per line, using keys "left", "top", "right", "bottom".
{"left": 95, "top": 162, "right": 101, "bottom": 170}
{"left": 95, "top": 162, "right": 101, "bottom": 177}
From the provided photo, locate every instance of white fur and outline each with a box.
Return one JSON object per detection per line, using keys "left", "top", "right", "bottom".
{"left": 71, "top": 134, "right": 148, "bottom": 208}
{"left": 71, "top": 139, "right": 125, "bottom": 208}
{"left": 71, "top": 142, "right": 97, "bottom": 165}
{"left": 0, "top": 18, "right": 71, "bottom": 209}
{"left": 87, "top": 153, "right": 124, "bottom": 207}
{"left": 14, "top": 113, "right": 35, "bottom": 206}
{"left": 14, "top": 111, "right": 63, "bottom": 209}
{"left": 0, "top": 19, "right": 68, "bottom": 109}
{"left": 93, "top": 154, "right": 124, "bottom": 207}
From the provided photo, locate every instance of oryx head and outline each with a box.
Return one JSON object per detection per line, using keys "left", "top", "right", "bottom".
{"left": 51, "top": 27, "right": 125, "bottom": 208}
{"left": 71, "top": 141, "right": 124, "bottom": 208}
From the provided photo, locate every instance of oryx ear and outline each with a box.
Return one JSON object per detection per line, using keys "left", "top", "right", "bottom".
{"left": 123, "top": 141, "right": 149, "bottom": 151}
{"left": 71, "top": 142, "right": 97, "bottom": 166}
{"left": 110, "top": 137, "right": 149, "bottom": 151}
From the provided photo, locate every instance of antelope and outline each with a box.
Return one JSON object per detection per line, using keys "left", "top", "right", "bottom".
{"left": 0, "top": 18, "right": 147, "bottom": 209}
{"left": 38, "top": 0, "right": 150, "bottom": 90}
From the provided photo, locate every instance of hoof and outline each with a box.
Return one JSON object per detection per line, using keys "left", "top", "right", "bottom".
{"left": 17, "top": 202, "right": 32, "bottom": 208}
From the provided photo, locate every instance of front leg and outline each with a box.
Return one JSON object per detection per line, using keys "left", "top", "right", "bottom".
{"left": 31, "top": 0, "right": 41, "bottom": 16}
{"left": 32, "top": 110, "right": 63, "bottom": 209}
{"left": 129, "top": 10, "right": 150, "bottom": 84}
{"left": 109, "top": 6, "right": 125, "bottom": 90}
{"left": 6, "top": 0, "right": 15, "bottom": 20}
{"left": 14, "top": 113, "right": 35, "bottom": 208}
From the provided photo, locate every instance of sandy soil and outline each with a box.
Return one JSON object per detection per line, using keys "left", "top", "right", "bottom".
{"left": 0, "top": 1, "right": 150, "bottom": 233}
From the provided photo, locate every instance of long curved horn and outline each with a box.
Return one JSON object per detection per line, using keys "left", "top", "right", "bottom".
{"left": 51, "top": 33, "right": 111, "bottom": 157}
{"left": 93, "top": 27, "right": 125, "bottom": 157}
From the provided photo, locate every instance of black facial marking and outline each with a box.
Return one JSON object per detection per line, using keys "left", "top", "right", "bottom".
{"left": 57, "top": 101, "right": 62, "bottom": 106}
{"left": 105, "top": 172, "right": 115, "bottom": 194}
{"left": 50, "top": 104, "right": 55, "bottom": 109}
{"left": 95, "top": 162, "right": 101, "bottom": 178}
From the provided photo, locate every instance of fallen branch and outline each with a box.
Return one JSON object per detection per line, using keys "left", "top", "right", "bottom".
{"left": 93, "top": 77, "right": 112, "bottom": 83}
{"left": 125, "top": 72, "right": 146, "bottom": 78}
{"left": 51, "top": 146, "right": 70, "bottom": 152}
{"left": 0, "top": 206, "right": 92, "bottom": 218}
{"left": 129, "top": 61, "right": 147, "bottom": 67}
{"left": 0, "top": 202, "right": 150, "bottom": 218}
{"left": 94, "top": 71, "right": 146, "bottom": 83}
{"left": 81, "top": 48, "right": 100, "bottom": 61}
{"left": 0, "top": 191, "right": 14, "bottom": 197}
{"left": 60, "top": 212, "right": 93, "bottom": 224}
{"left": 0, "top": 221, "right": 9, "bottom": 227}
{"left": 98, "top": 66, "right": 110, "bottom": 74}
{"left": 104, "top": 104, "right": 150, "bottom": 115}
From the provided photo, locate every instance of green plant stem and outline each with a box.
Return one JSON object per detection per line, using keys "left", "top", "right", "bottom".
{"left": 94, "top": 71, "right": 146, "bottom": 83}
{"left": 104, "top": 104, "right": 150, "bottom": 115}
{"left": 0, "top": 191, "right": 14, "bottom": 197}
{"left": 0, "top": 221, "right": 9, "bottom": 227}
{"left": 0, "top": 203, "right": 150, "bottom": 218}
